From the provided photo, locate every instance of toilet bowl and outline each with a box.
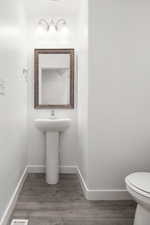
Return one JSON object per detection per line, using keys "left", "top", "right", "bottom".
{"left": 125, "top": 172, "right": 150, "bottom": 225}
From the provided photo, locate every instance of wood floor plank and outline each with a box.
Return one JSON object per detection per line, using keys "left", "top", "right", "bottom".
{"left": 10, "top": 174, "right": 136, "bottom": 225}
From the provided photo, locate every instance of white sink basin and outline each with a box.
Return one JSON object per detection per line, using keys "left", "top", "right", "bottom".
{"left": 35, "top": 118, "right": 71, "bottom": 132}
{"left": 34, "top": 117, "right": 71, "bottom": 185}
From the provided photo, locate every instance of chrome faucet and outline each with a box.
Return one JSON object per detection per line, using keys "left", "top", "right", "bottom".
{"left": 51, "top": 110, "right": 55, "bottom": 118}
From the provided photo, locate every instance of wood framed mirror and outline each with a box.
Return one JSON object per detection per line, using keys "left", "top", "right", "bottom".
{"left": 34, "top": 49, "right": 75, "bottom": 109}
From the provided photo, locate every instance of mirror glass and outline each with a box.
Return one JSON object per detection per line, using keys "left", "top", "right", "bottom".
{"left": 34, "top": 49, "right": 74, "bottom": 109}
{"left": 39, "top": 54, "right": 70, "bottom": 105}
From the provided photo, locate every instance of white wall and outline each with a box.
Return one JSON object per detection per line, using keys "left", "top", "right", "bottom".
{"left": 0, "top": 0, "right": 27, "bottom": 219}
{"left": 26, "top": 15, "right": 79, "bottom": 168}
{"left": 88, "top": 0, "right": 150, "bottom": 190}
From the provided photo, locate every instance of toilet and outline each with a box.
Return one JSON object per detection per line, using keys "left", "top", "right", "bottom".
{"left": 125, "top": 172, "right": 150, "bottom": 225}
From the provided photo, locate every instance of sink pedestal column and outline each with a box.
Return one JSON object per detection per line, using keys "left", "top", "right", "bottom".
{"left": 46, "top": 132, "right": 59, "bottom": 184}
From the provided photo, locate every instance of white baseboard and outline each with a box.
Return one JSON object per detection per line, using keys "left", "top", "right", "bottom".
{"left": 77, "top": 167, "right": 89, "bottom": 199}
{"left": 77, "top": 167, "right": 131, "bottom": 200}
{"left": 27, "top": 165, "right": 45, "bottom": 173}
{"left": 86, "top": 189, "right": 131, "bottom": 200}
{"left": 0, "top": 167, "right": 28, "bottom": 225}
{"left": 27, "top": 165, "right": 77, "bottom": 174}
{"left": 60, "top": 165, "right": 77, "bottom": 174}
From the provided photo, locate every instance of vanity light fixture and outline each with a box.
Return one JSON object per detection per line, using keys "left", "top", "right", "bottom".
{"left": 37, "top": 18, "right": 67, "bottom": 32}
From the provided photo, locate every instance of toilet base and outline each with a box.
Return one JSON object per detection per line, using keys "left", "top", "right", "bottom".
{"left": 134, "top": 204, "right": 150, "bottom": 225}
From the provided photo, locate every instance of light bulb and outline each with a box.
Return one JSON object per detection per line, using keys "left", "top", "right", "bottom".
{"left": 60, "top": 26, "right": 69, "bottom": 35}
{"left": 50, "top": 24, "right": 56, "bottom": 34}
{"left": 36, "top": 19, "right": 49, "bottom": 36}
{"left": 36, "top": 26, "right": 44, "bottom": 34}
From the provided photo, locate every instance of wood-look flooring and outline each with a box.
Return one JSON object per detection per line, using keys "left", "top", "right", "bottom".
{"left": 10, "top": 174, "right": 136, "bottom": 225}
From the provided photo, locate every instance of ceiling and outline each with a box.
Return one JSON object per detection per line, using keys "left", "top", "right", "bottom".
{"left": 24, "top": 0, "right": 81, "bottom": 19}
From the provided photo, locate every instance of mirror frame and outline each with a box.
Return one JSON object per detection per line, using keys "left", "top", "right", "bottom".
{"left": 34, "top": 48, "right": 75, "bottom": 109}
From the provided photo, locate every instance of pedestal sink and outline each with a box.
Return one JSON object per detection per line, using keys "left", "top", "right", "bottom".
{"left": 34, "top": 118, "right": 71, "bottom": 184}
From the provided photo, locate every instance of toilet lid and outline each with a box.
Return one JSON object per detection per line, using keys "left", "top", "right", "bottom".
{"left": 126, "top": 172, "right": 150, "bottom": 194}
